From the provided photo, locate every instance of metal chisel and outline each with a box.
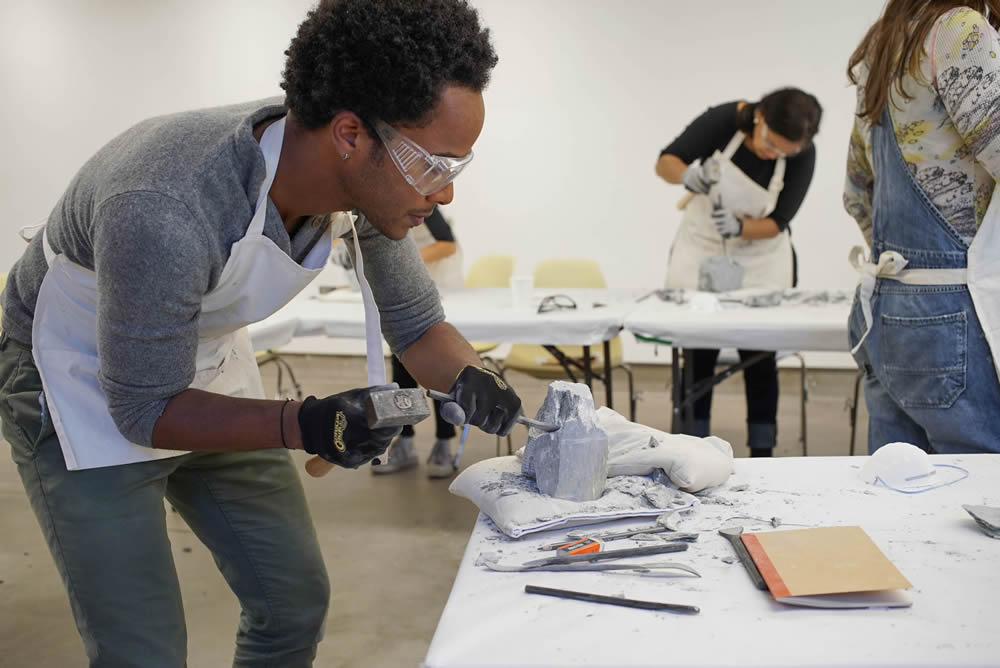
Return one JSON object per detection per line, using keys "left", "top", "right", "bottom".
{"left": 426, "top": 389, "right": 560, "bottom": 432}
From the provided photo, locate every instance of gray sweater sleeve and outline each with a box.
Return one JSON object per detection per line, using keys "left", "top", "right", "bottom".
{"left": 350, "top": 214, "right": 445, "bottom": 355}
{"left": 93, "top": 191, "right": 217, "bottom": 446}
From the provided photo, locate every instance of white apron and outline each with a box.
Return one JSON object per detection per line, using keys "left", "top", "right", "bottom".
{"left": 665, "top": 131, "right": 790, "bottom": 290}
{"left": 850, "top": 182, "right": 1000, "bottom": 380}
{"left": 30, "top": 116, "right": 384, "bottom": 470}
{"left": 409, "top": 220, "right": 464, "bottom": 290}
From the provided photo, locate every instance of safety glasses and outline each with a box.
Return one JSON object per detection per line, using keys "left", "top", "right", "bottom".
{"left": 759, "top": 121, "right": 802, "bottom": 159}
{"left": 537, "top": 294, "right": 578, "bottom": 314}
{"left": 373, "top": 120, "right": 474, "bottom": 196}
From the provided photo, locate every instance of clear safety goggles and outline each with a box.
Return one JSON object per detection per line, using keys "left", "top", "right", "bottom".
{"left": 760, "top": 121, "right": 803, "bottom": 159}
{"left": 373, "top": 120, "right": 474, "bottom": 196}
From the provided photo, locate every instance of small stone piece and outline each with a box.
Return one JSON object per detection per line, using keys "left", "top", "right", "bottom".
{"left": 522, "top": 382, "right": 608, "bottom": 501}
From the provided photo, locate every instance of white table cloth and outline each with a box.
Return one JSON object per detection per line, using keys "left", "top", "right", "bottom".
{"left": 624, "top": 292, "right": 853, "bottom": 352}
{"left": 424, "top": 454, "right": 999, "bottom": 668}
{"left": 249, "top": 287, "right": 639, "bottom": 352}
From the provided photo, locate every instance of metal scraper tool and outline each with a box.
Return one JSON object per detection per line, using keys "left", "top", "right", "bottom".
{"left": 426, "top": 390, "right": 560, "bottom": 432}
{"left": 719, "top": 526, "right": 768, "bottom": 590}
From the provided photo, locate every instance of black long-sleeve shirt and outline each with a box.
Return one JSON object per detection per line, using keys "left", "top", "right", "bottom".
{"left": 660, "top": 101, "right": 816, "bottom": 231}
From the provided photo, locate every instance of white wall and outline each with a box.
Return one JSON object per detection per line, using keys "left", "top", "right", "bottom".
{"left": 0, "top": 0, "right": 884, "bottom": 364}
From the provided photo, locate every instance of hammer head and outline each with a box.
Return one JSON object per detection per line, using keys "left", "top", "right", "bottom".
{"left": 365, "top": 387, "right": 431, "bottom": 429}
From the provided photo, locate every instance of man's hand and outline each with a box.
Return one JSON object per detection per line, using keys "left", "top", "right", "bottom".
{"left": 444, "top": 366, "right": 522, "bottom": 436}
{"left": 297, "top": 384, "right": 403, "bottom": 469}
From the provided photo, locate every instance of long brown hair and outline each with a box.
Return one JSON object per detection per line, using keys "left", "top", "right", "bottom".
{"left": 847, "top": 0, "right": 1000, "bottom": 125}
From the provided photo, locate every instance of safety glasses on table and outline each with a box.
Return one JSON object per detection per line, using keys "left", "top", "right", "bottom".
{"left": 373, "top": 120, "right": 474, "bottom": 196}
{"left": 537, "top": 294, "right": 577, "bottom": 314}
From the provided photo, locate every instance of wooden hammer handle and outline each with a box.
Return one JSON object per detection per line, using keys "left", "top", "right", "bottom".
{"left": 305, "top": 456, "right": 335, "bottom": 477}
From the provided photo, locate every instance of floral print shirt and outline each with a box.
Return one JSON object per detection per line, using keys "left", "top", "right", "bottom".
{"left": 844, "top": 7, "right": 1000, "bottom": 246}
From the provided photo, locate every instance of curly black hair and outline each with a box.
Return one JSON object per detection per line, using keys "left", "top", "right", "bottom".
{"left": 281, "top": 0, "right": 499, "bottom": 132}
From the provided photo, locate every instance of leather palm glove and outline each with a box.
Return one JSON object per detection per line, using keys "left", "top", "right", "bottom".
{"left": 444, "top": 366, "right": 522, "bottom": 436}
{"left": 297, "top": 384, "right": 403, "bottom": 469}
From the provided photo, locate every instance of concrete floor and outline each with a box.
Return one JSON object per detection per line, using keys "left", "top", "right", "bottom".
{"left": 0, "top": 355, "right": 869, "bottom": 667}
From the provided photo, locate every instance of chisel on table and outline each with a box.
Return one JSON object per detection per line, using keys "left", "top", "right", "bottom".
{"left": 525, "top": 585, "right": 700, "bottom": 615}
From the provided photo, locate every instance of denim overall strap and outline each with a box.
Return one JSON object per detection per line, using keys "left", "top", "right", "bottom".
{"left": 849, "top": 106, "right": 969, "bottom": 353}
{"left": 870, "top": 107, "right": 968, "bottom": 266}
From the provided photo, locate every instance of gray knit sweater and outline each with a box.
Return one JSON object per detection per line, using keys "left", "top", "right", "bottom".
{"left": 1, "top": 98, "right": 443, "bottom": 446}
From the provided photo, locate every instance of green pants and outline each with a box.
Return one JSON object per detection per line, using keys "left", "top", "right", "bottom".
{"left": 0, "top": 332, "right": 329, "bottom": 668}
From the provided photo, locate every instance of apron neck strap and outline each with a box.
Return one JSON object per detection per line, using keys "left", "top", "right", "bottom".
{"left": 250, "top": 117, "right": 286, "bottom": 237}
{"left": 722, "top": 131, "right": 744, "bottom": 160}
{"left": 348, "top": 215, "right": 387, "bottom": 386}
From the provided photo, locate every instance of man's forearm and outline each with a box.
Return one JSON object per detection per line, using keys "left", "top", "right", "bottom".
{"left": 740, "top": 217, "right": 781, "bottom": 240}
{"left": 152, "top": 389, "right": 303, "bottom": 451}
{"left": 398, "top": 321, "right": 481, "bottom": 392}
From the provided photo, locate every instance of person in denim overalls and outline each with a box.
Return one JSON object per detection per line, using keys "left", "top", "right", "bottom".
{"left": 845, "top": 0, "right": 1000, "bottom": 454}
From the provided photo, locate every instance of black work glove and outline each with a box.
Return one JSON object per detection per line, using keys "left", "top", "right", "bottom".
{"left": 297, "top": 383, "right": 403, "bottom": 469}
{"left": 446, "top": 366, "right": 522, "bottom": 436}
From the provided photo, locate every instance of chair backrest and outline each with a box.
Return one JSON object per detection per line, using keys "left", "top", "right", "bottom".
{"left": 465, "top": 254, "right": 514, "bottom": 288}
{"left": 533, "top": 258, "right": 607, "bottom": 289}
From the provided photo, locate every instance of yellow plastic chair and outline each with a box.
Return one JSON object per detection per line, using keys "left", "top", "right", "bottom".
{"left": 463, "top": 254, "right": 514, "bottom": 366}
{"left": 502, "top": 258, "right": 636, "bottom": 418}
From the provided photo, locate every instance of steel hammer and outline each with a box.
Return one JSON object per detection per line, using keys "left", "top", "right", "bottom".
{"left": 305, "top": 387, "right": 431, "bottom": 478}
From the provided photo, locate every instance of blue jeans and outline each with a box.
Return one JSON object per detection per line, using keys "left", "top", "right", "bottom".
{"left": 0, "top": 332, "right": 330, "bottom": 667}
{"left": 848, "top": 286, "right": 1000, "bottom": 454}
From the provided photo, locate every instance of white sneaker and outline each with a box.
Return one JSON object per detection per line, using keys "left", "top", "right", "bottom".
{"left": 426, "top": 439, "right": 456, "bottom": 479}
{"left": 371, "top": 436, "right": 418, "bottom": 475}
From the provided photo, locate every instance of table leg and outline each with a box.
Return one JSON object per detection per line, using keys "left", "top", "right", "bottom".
{"left": 583, "top": 345, "right": 593, "bottom": 391}
{"left": 683, "top": 348, "right": 695, "bottom": 434}
{"left": 603, "top": 340, "right": 613, "bottom": 409}
{"left": 671, "top": 347, "right": 681, "bottom": 434}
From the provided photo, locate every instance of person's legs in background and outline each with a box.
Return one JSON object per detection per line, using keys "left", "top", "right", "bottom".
{"left": 688, "top": 349, "right": 721, "bottom": 438}
{"left": 741, "top": 350, "right": 778, "bottom": 457}
{"left": 425, "top": 398, "right": 458, "bottom": 479}
{"left": 372, "top": 356, "right": 420, "bottom": 474}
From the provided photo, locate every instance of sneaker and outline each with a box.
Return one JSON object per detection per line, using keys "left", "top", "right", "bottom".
{"left": 426, "top": 439, "right": 456, "bottom": 479}
{"left": 371, "top": 436, "right": 418, "bottom": 475}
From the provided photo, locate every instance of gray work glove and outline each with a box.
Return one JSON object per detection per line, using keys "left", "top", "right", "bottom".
{"left": 681, "top": 157, "right": 720, "bottom": 195}
{"left": 711, "top": 207, "right": 743, "bottom": 238}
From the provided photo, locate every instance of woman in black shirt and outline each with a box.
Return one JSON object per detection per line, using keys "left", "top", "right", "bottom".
{"left": 655, "top": 88, "right": 821, "bottom": 456}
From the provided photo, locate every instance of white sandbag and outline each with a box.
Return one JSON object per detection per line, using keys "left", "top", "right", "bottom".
{"left": 596, "top": 407, "right": 733, "bottom": 492}
{"left": 449, "top": 456, "right": 698, "bottom": 539}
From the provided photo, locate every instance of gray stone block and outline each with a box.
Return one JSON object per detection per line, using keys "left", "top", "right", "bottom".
{"left": 698, "top": 256, "right": 744, "bottom": 292}
{"left": 522, "top": 382, "right": 608, "bottom": 501}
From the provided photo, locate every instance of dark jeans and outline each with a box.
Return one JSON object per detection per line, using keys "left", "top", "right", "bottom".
{"left": 391, "top": 355, "right": 456, "bottom": 439}
{"left": 0, "top": 332, "right": 329, "bottom": 668}
{"left": 691, "top": 348, "right": 778, "bottom": 426}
